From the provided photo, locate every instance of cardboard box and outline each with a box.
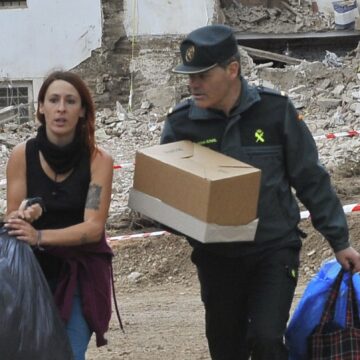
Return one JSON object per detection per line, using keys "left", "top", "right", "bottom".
{"left": 128, "top": 141, "right": 261, "bottom": 243}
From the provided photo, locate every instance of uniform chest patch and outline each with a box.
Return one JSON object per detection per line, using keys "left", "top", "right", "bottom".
{"left": 198, "top": 138, "right": 218, "bottom": 145}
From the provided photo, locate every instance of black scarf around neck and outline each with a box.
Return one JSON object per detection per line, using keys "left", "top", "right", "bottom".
{"left": 35, "top": 125, "right": 88, "bottom": 174}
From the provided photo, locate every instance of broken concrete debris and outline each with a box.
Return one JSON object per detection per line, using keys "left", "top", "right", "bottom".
{"left": 222, "top": 0, "right": 335, "bottom": 33}
{"left": 1, "top": 43, "right": 360, "bottom": 225}
{"left": 1, "top": 0, "right": 360, "bottom": 232}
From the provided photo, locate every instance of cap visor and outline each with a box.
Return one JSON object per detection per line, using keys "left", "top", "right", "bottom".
{"left": 172, "top": 63, "right": 217, "bottom": 74}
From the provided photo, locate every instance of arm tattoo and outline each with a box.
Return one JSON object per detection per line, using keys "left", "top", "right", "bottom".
{"left": 80, "top": 233, "right": 89, "bottom": 245}
{"left": 85, "top": 184, "right": 102, "bottom": 210}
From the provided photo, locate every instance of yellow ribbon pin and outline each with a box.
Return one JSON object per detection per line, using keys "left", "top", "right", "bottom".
{"left": 255, "top": 129, "right": 265, "bottom": 143}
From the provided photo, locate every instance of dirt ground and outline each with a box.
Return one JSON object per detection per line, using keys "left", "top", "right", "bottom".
{"left": 85, "top": 168, "right": 360, "bottom": 360}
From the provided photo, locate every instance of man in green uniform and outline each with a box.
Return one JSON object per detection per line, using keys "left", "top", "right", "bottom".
{"left": 161, "top": 24, "right": 360, "bottom": 360}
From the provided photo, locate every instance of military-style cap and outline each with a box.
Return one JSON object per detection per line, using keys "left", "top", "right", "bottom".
{"left": 173, "top": 24, "right": 239, "bottom": 74}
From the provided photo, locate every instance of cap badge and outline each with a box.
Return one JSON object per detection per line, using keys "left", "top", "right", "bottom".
{"left": 185, "top": 45, "right": 195, "bottom": 63}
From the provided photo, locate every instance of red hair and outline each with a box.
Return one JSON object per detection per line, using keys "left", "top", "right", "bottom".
{"left": 36, "top": 71, "right": 97, "bottom": 155}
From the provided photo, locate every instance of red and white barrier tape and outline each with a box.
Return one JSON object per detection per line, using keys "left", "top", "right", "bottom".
{"left": 108, "top": 203, "right": 360, "bottom": 242}
{"left": 0, "top": 130, "right": 358, "bottom": 186}
{"left": 113, "top": 163, "right": 133, "bottom": 169}
{"left": 111, "top": 130, "right": 360, "bottom": 166}
{"left": 2, "top": 133, "right": 360, "bottom": 241}
{"left": 108, "top": 230, "right": 169, "bottom": 242}
{"left": 300, "top": 203, "right": 360, "bottom": 219}
{"left": 313, "top": 130, "right": 360, "bottom": 140}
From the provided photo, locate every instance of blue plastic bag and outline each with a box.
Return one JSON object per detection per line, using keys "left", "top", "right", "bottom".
{"left": 285, "top": 259, "right": 360, "bottom": 360}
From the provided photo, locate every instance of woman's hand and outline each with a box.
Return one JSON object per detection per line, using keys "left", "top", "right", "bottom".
{"left": 18, "top": 201, "right": 43, "bottom": 222}
{"left": 5, "top": 218, "right": 40, "bottom": 246}
{"left": 6, "top": 202, "right": 43, "bottom": 223}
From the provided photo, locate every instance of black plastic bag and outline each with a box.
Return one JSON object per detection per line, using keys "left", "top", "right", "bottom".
{"left": 0, "top": 226, "right": 74, "bottom": 359}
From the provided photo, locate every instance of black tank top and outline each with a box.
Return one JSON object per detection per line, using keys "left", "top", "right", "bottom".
{"left": 26, "top": 138, "right": 91, "bottom": 280}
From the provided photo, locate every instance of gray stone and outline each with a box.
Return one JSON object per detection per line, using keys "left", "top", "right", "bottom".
{"left": 317, "top": 97, "right": 342, "bottom": 109}
{"left": 331, "top": 84, "right": 345, "bottom": 97}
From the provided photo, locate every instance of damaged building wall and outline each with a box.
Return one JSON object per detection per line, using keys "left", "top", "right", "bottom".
{"left": 0, "top": 0, "right": 223, "bottom": 113}
{"left": 123, "top": 0, "right": 218, "bottom": 35}
{"left": 74, "top": 0, "right": 224, "bottom": 111}
{"left": 0, "top": 0, "right": 102, "bottom": 124}
{"left": 0, "top": 0, "right": 102, "bottom": 94}
{"left": 72, "top": 0, "right": 131, "bottom": 110}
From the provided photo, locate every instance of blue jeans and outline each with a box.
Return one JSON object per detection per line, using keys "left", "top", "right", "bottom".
{"left": 66, "top": 289, "right": 92, "bottom": 360}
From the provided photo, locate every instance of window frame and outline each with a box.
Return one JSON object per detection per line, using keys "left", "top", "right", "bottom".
{"left": 0, "top": 1, "right": 27, "bottom": 9}
{"left": 0, "top": 81, "right": 34, "bottom": 124}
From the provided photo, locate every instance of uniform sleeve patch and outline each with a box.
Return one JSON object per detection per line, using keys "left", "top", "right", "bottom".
{"left": 257, "top": 86, "right": 287, "bottom": 97}
{"left": 167, "top": 98, "right": 191, "bottom": 117}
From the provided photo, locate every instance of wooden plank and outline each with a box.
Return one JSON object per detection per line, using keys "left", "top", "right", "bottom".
{"left": 0, "top": 105, "right": 15, "bottom": 115}
{"left": 235, "top": 30, "right": 360, "bottom": 41}
{"left": 280, "top": 0, "right": 300, "bottom": 16}
{"left": 240, "top": 45, "right": 302, "bottom": 65}
{"left": 0, "top": 105, "right": 19, "bottom": 125}
{"left": 0, "top": 113, "right": 18, "bottom": 125}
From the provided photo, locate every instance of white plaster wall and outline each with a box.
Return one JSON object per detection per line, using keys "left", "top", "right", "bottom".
{"left": 0, "top": 0, "right": 102, "bottom": 82}
{"left": 124, "top": 0, "right": 216, "bottom": 36}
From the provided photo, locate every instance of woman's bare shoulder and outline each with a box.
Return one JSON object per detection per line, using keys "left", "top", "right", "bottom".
{"left": 91, "top": 147, "right": 114, "bottom": 169}
{"left": 8, "top": 141, "right": 27, "bottom": 160}
{"left": 94, "top": 147, "right": 113, "bottom": 160}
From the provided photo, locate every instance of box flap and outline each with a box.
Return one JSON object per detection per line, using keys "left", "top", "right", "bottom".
{"left": 139, "top": 140, "right": 257, "bottom": 180}
{"left": 128, "top": 188, "right": 258, "bottom": 243}
{"left": 134, "top": 140, "right": 261, "bottom": 225}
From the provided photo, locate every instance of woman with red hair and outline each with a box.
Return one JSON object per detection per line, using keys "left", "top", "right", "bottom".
{"left": 5, "top": 70, "right": 114, "bottom": 359}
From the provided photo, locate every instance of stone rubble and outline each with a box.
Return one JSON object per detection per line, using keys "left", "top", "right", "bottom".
{"left": 223, "top": 0, "right": 335, "bottom": 33}
{"left": 0, "top": 41, "right": 360, "bottom": 233}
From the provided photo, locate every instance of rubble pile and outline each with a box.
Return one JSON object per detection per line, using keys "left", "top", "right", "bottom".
{"left": 247, "top": 47, "right": 360, "bottom": 172}
{"left": 223, "top": 0, "right": 334, "bottom": 33}
{"left": 0, "top": 43, "right": 360, "bottom": 239}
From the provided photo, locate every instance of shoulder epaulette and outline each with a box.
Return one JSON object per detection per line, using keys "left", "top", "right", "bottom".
{"left": 257, "top": 86, "right": 287, "bottom": 98}
{"left": 167, "top": 98, "right": 191, "bottom": 116}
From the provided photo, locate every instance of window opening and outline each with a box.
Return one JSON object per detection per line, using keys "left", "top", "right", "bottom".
{"left": 0, "top": 81, "right": 34, "bottom": 124}
{"left": 0, "top": 1, "right": 27, "bottom": 9}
